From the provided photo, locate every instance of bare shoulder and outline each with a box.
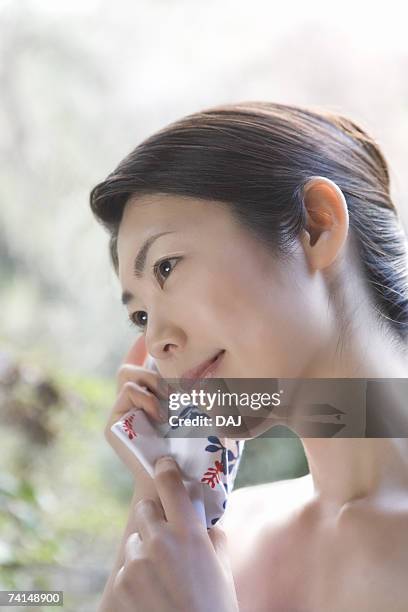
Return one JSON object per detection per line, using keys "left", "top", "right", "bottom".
{"left": 222, "top": 473, "right": 314, "bottom": 531}
{"left": 222, "top": 474, "right": 314, "bottom": 553}
{"left": 221, "top": 475, "right": 315, "bottom": 611}
{"left": 221, "top": 477, "right": 408, "bottom": 612}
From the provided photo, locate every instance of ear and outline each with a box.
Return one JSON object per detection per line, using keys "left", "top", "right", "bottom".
{"left": 299, "top": 176, "right": 349, "bottom": 271}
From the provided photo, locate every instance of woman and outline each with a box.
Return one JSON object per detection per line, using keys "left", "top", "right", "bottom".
{"left": 90, "top": 102, "right": 408, "bottom": 611}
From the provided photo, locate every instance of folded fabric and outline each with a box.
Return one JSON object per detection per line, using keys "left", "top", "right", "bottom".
{"left": 111, "top": 353, "right": 245, "bottom": 530}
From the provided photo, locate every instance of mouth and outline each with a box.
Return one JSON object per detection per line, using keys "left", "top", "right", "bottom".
{"left": 180, "top": 350, "right": 225, "bottom": 382}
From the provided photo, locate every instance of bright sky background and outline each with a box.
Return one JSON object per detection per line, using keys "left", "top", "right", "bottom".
{"left": 9, "top": 0, "right": 407, "bottom": 54}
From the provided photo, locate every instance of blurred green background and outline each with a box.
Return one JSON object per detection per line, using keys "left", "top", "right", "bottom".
{"left": 0, "top": 351, "right": 308, "bottom": 610}
{"left": 1, "top": 0, "right": 407, "bottom": 609}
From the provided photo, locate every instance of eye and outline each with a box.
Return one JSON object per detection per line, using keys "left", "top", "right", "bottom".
{"left": 128, "top": 311, "right": 147, "bottom": 331}
{"left": 153, "top": 256, "right": 180, "bottom": 287}
{"left": 128, "top": 257, "right": 181, "bottom": 332}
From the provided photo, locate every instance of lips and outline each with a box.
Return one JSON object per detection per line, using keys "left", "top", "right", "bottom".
{"left": 180, "top": 350, "right": 225, "bottom": 381}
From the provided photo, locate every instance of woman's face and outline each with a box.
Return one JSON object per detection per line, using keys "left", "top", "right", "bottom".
{"left": 117, "top": 193, "right": 329, "bottom": 381}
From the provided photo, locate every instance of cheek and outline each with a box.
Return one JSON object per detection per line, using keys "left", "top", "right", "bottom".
{"left": 240, "top": 286, "right": 326, "bottom": 377}
{"left": 206, "top": 270, "right": 255, "bottom": 322}
{"left": 214, "top": 267, "right": 315, "bottom": 374}
{"left": 176, "top": 264, "right": 250, "bottom": 337}
{"left": 178, "top": 250, "right": 321, "bottom": 371}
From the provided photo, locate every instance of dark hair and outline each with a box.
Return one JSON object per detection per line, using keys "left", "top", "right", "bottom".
{"left": 89, "top": 101, "right": 408, "bottom": 347}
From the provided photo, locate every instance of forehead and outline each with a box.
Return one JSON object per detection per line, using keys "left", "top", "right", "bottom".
{"left": 120, "top": 192, "right": 217, "bottom": 229}
{"left": 116, "top": 193, "right": 235, "bottom": 276}
{"left": 118, "top": 193, "right": 233, "bottom": 248}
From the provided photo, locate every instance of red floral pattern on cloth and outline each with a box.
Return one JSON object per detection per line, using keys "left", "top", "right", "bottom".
{"left": 201, "top": 460, "right": 224, "bottom": 488}
{"left": 122, "top": 414, "right": 137, "bottom": 440}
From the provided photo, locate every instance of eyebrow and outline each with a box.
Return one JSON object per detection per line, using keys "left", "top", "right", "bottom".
{"left": 121, "top": 231, "right": 175, "bottom": 306}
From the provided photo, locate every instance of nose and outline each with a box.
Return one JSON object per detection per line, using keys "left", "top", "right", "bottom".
{"left": 145, "top": 316, "right": 185, "bottom": 361}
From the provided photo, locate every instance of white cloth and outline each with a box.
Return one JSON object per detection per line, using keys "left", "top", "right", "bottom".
{"left": 110, "top": 355, "right": 245, "bottom": 530}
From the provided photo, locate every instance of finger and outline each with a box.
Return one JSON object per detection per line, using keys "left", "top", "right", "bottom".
{"left": 133, "top": 498, "right": 166, "bottom": 542}
{"left": 126, "top": 383, "right": 167, "bottom": 423}
{"left": 153, "top": 456, "right": 200, "bottom": 527}
{"left": 123, "top": 335, "right": 147, "bottom": 366}
{"left": 116, "top": 364, "right": 168, "bottom": 399}
{"left": 110, "top": 381, "right": 160, "bottom": 425}
{"left": 106, "top": 382, "right": 164, "bottom": 435}
{"left": 115, "top": 548, "right": 177, "bottom": 612}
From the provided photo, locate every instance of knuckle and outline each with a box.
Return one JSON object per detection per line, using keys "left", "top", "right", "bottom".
{"left": 124, "top": 380, "right": 149, "bottom": 399}
{"left": 148, "top": 532, "right": 166, "bottom": 557}
{"left": 123, "top": 380, "right": 139, "bottom": 392}
{"left": 116, "top": 365, "right": 130, "bottom": 389}
{"left": 118, "top": 566, "right": 137, "bottom": 594}
{"left": 116, "top": 363, "right": 129, "bottom": 379}
{"left": 128, "top": 384, "right": 160, "bottom": 412}
{"left": 149, "top": 532, "right": 175, "bottom": 563}
{"left": 126, "top": 555, "right": 144, "bottom": 574}
{"left": 135, "top": 497, "right": 155, "bottom": 516}
{"left": 117, "top": 363, "right": 141, "bottom": 377}
{"left": 116, "top": 364, "right": 143, "bottom": 390}
{"left": 116, "top": 366, "right": 165, "bottom": 399}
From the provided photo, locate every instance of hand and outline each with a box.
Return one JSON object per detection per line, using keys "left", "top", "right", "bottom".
{"left": 112, "top": 456, "right": 240, "bottom": 612}
{"left": 106, "top": 361, "right": 167, "bottom": 435}
{"left": 105, "top": 336, "right": 168, "bottom": 477}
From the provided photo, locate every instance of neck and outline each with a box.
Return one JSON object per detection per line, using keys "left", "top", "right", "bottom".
{"left": 297, "top": 315, "right": 408, "bottom": 512}
{"left": 301, "top": 438, "right": 408, "bottom": 511}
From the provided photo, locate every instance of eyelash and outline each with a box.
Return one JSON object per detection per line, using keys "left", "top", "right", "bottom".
{"left": 127, "top": 256, "right": 181, "bottom": 332}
